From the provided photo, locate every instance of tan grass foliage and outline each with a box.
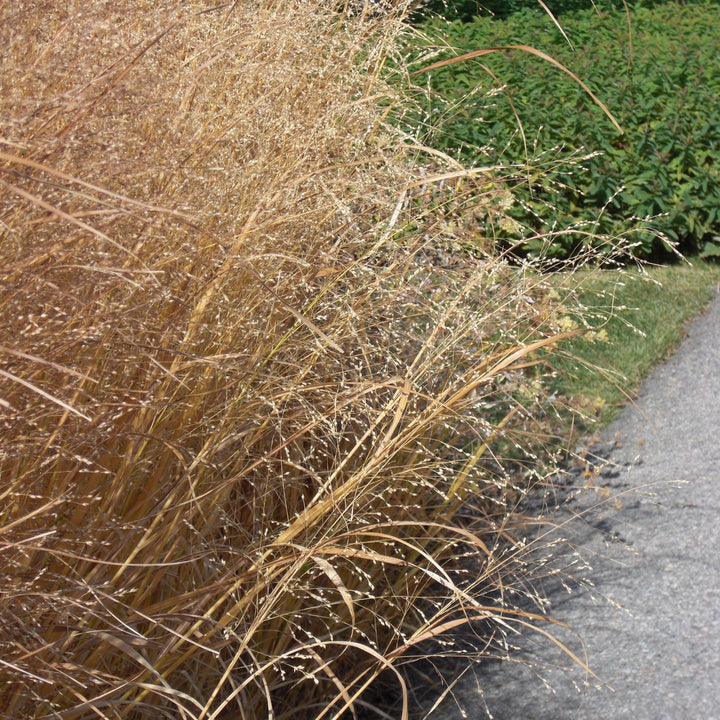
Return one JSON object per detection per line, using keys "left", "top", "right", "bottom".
{"left": 1, "top": 2, "right": 577, "bottom": 718}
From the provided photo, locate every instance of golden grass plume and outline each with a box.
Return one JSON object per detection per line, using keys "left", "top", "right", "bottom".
{"left": 1, "top": 1, "right": 580, "bottom": 717}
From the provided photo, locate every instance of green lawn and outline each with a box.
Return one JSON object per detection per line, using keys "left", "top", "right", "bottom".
{"left": 550, "top": 259, "right": 720, "bottom": 433}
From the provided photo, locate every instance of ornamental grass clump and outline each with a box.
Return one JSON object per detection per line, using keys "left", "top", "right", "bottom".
{"left": 1, "top": 2, "right": 584, "bottom": 718}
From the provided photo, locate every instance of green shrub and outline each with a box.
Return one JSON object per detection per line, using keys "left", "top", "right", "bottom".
{"left": 407, "top": 1, "right": 720, "bottom": 261}
{"left": 415, "top": 0, "right": 682, "bottom": 23}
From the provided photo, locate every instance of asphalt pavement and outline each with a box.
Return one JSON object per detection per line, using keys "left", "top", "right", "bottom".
{"left": 430, "top": 289, "right": 720, "bottom": 720}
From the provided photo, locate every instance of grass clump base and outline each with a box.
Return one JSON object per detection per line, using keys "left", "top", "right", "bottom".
{"left": 2, "top": 2, "right": 602, "bottom": 718}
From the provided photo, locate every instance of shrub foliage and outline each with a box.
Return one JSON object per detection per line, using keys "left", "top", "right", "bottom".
{"left": 416, "top": 0, "right": 677, "bottom": 23}
{"left": 409, "top": 1, "right": 720, "bottom": 260}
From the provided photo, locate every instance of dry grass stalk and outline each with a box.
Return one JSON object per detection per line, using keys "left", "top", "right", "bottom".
{"left": 1, "top": 2, "right": 581, "bottom": 718}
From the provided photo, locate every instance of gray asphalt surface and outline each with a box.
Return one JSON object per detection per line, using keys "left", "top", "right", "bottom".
{"left": 431, "top": 290, "right": 720, "bottom": 720}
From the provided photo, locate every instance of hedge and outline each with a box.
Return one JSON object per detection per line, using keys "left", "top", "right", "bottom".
{"left": 406, "top": 1, "right": 720, "bottom": 260}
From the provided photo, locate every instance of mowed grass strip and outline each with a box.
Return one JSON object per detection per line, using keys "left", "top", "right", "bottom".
{"left": 550, "top": 260, "right": 720, "bottom": 432}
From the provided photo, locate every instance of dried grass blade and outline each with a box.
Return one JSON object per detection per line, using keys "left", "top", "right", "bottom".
{"left": 0, "top": 344, "right": 97, "bottom": 383}
{"left": 0, "top": 367, "right": 91, "bottom": 421}
{"left": 537, "top": 0, "right": 574, "bottom": 50}
{"left": 310, "top": 555, "right": 356, "bottom": 624}
{"left": 239, "top": 258, "right": 344, "bottom": 354}
{"left": 309, "top": 641, "right": 409, "bottom": 720}
{"left": 414, "top": 45, "right": 622, "bottom": 134}
{"left": 0, "top": 656, "right": 54, "bottom": 685}
{"left": 0, "top": 178, "right": 145, "bottom": 265}
{"left": 446, "top": 405, "right": 521, "bottom": 502}
{"left": 0, "top": 501, "right": 63, "bottom": 535}
{"left": 513, "top": 616, "right": 601, "bottom": 683}
{"left": 388, "top": 613, "right": 495, "bottom": 657}
{"left": 306, "top": 647, "right": 357, "bottom": 720}
{"left": 314, "top": 545, "right": 408, "bottom": 567}
{"left": 372, "top": 377, "right": 411, "bottom": 458}
{"left": 0, "top": 150, "right": 192, "bottom": 219}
